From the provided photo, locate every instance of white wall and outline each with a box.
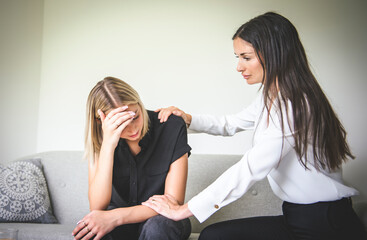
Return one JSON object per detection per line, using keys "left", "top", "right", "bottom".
{"left": 2, "top": 0, "right": 367, "bottom": 202}
{"left": 0, "top": 0, "right": 43, "bottom": 162}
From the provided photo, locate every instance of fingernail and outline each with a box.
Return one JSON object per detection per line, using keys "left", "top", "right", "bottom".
{"left": 129, "top": 111, "right": 135, "bottom": 116}
{"left": 122, "top": 106, "right": 128, "bottom": 110}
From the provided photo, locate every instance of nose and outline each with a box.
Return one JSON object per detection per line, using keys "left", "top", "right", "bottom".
{"left": 236, "top": 60, "right": 244, "bottom": 72}
{"left": 129, "top": 121, "right": 139, "bottom": 132}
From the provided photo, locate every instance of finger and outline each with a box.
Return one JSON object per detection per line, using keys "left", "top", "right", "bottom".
{"left": 162, "top": 111, "right": 172, "bottom": 123}
{"left": 72, "top": 220, "right": 86, "bottom": 236}
{"left": 172, "top": 110, "right": 182, "bottom": 117}
{"left": 94, "top": 233, "right": 102, "bottom": 240}
{"left": 81, "top": 230, "right": 95, "bottom": 240}
{"left": 98, "top": 109, "right": 106, "bottom": 123}
{"left": 106, "top": 106, "right": 128, "bottom": 119}
{"left": 116, "top": 117, "right": 134, "bottom": 131}
{"left": 112, "top": 111, "right": 135, "bottom": 128}
{"left": 84, "top": 226, "right": 93, "bottom": 240}
{"left": 108, "top": 109, "right": 132, "bottom": 123}
{"left": 158, "top": 109, "right": 164, "bottom": 121}
{"left": 75, "top": 227, "right": 89, "bottom": 240}
{"left": 160, "top": 108, "right": 173, "bottom": 122}
{"left": 142, "top": 201, "right": 158, "bottom": 212}
{"left": 159, "top": 111, "right": 165, "bottom": 123}
{"left": 155, "top": 108, "right": 162, "bottom": 113}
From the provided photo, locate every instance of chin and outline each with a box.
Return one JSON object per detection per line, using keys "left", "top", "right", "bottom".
{"left": 247, "top": 79, "right": 261, "bottom": 85}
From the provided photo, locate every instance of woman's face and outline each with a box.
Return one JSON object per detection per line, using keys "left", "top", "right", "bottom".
{"left": 233, "top": 37, "right": 264, "bottom": 85}
{"left": 120, "top": 104, "right": 144, "bottom": 143}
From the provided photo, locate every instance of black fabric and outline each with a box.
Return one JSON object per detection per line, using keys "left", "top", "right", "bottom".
{"left": 199, "top": 198, "right": 366, "bottom": 240}
{"left": 283, "top": 198, "right": 367, "bottom": 240}
{"left": 198, "top": 215, "right": 292, "bottom": 240}
{"left": 102, "top": 216, "right": 191, "bottom": 240}
{"left": 110, "top": 110, "right": 191, "bottom": 207}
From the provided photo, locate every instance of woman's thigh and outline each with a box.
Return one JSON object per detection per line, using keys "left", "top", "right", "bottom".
{"left": 198, "top": 215, "right": 294, "bottom": 240}
{"left": 139, "top": 215, "right": 191, "bottom": 240}
{"left": 283, "top": 198, "right": 366, "bottom": 240}
{"left": 102, "top": 223, "right": 140, "bottom": 240}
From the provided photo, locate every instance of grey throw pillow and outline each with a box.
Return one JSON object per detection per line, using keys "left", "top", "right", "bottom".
{"left": 0, "top": 158, "right": 58, "bottom": 223}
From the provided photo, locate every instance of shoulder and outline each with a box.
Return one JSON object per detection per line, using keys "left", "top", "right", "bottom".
{"left": 148, "top": 110, "right": 187, "bottom": 130}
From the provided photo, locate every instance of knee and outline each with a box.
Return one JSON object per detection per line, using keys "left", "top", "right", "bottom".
{"left": 142, "top": 215, "right": 173, "bottom": 233}
{"left": 199, "top": 224, "right": 221, "bottom": 240}
{"left": 140, "top": 215, "right": 190, "bottom": 240}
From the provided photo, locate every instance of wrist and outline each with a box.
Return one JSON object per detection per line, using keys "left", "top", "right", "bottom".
{"left": 186, "top": 114, "right": 192, "bottom": 127}
{"left": 101, "top": 141, "right": 118, "bottom": 153}
{"left": 176, "top": 203, "right": 193, "bottom": 221}
{"left": 111, "top": 208, "right": 126, "bottom": 226}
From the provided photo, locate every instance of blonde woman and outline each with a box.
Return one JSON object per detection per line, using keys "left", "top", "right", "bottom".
{"left": 72, "top": 77, "right": 191, "bottom": 240}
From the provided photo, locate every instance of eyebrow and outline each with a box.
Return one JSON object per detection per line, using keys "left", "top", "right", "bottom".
{"left": 239, "top": 52, "right": 253, "bottom": 56}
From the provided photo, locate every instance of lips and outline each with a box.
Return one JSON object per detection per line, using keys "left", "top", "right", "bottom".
{"left": 129, "top": 132, "right": 139, "bottom": 138}
{"left": 242, "top": 74, "right": 250, "bottom": 79}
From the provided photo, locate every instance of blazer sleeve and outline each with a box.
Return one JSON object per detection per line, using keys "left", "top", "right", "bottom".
{"left": 189, "top": 95, "right": 261, "bottom": 136}
{"left": 187, "top": 101, "right": 295, "bottom": 223}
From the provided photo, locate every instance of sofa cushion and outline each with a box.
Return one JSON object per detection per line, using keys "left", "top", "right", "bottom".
{"left": 0, "top": 223, "right": 75, "bottom": 240}
{"left": 35, "top": 151, "right": 90, "bottom": 225}
{"left": 0, "top": 158, "right": 57, "bottom": 223}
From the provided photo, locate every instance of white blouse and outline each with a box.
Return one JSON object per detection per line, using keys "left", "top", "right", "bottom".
{"left": 187, "top": 95, "right": 358, "bottom": 223}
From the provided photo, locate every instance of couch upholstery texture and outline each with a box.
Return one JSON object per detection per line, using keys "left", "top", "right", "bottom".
{"left": 1, "top": 151, "right": 366, "bottom": 240}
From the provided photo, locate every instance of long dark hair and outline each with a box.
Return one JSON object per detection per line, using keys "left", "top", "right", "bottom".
{"left": 233, "top": 12, "right": 354, "bottom": 170}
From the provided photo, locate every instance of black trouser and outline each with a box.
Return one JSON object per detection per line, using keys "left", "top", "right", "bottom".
{"left": 102, "top": 215, "right": 191, "bottom": 240}
{"left": 199, "top": 198, "right": 366, "bottom": 240}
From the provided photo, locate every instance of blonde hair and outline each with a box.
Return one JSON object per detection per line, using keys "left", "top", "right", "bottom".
{"left": 84, "top": 77, "right": 149, "bottom": 163}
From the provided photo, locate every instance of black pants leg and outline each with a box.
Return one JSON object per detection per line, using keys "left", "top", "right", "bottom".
{"left": 103, "top": 215, "right": 191, "bottom": 240}
{"left": 199, "top": 198, "right": 366, "bottom": 240}
{"left": 283, "top": 198, "right": 367, "bottom": 240}
{"left": 198, "top": 215, "right": 294, "bottom": 240}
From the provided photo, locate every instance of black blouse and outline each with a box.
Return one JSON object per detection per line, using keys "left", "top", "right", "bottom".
{"left": 108, "top": 110, "right": 191, "bottom": 209}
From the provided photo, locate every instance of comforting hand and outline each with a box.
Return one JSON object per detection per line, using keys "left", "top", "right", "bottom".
{"left": 72, "top": 210, "right": 118, "bottom": 240}
{"left": 99, "top": 106, "right": 136, "bottom": 148}
{"left": 155, "top": 106, "right": 192, "bottom": 125}
{"left": 142, "top": 194, "right": 192, "bottom": 221}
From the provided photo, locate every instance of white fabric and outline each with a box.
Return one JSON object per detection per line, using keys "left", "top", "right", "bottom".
{"left": 187, "top": 95, "right": 358, "bottom": 223}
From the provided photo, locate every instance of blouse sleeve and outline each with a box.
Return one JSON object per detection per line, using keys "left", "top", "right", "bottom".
{"left": 189, "top": 95, "right": 261, "bottom": 136}
{"left": 170, "top": 116, "right": 192, "bottom": 163}
{"left": 187, "top": 102, "right": 295, "bottom": 223}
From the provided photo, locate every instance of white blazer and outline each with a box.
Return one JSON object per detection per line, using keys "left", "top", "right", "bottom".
{"left": 187, "top": 95, "right": 358, "bottom": 223}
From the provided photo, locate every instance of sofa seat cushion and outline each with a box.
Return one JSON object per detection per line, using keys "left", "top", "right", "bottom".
{"left": 0, "top": 223, "right": 74, "bottom": 240}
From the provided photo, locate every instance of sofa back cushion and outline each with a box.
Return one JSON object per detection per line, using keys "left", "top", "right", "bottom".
{"left": 19, "top": 151, "right": 89, "bottom": 225}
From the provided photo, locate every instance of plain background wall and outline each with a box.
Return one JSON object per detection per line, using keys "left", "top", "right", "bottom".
{"left": 0, "top": 0, "right": 43, "bottom": 161}
{"left": 1, "top": 0, "right": 366, "bottom": 202}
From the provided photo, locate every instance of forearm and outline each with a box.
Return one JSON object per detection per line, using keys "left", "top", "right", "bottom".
{"left": 89, "top": 143, "right": 115, "bottom": 210}
{"left": 189, "top": 113, "right": 254, "bottom": 136}
{"left": 114, "top": 205, "right": 158, "bottom": 225}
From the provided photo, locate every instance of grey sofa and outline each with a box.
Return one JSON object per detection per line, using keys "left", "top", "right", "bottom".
{"left": 1, "top": 151, "right": 366, "bottom": 240}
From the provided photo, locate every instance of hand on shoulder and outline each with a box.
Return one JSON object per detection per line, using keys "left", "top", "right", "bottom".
{"left": 155, "top": 106, "right": 192, "bottom": 126}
